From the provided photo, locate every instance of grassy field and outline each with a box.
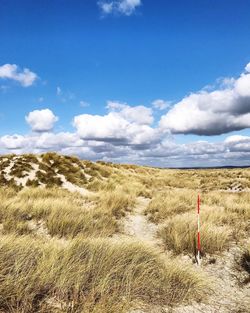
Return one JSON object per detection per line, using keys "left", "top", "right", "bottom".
{"left": 0, "top": 153, "right": 249, "bottom": 312}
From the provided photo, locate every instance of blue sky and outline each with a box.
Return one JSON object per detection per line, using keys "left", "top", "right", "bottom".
{"left": 1, "top": 0, "right": 250, "bottom": 167}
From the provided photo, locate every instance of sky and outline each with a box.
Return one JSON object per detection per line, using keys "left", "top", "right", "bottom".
{"left": 1, "top": 0, "right": 250, "bottom": 167}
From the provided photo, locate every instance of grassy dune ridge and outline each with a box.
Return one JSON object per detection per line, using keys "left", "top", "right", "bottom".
{"left": 0, "top": 153, "right": 249, "bottom": 312}
{"left": 0, "top": 187, "right": 135, "bottom": 238}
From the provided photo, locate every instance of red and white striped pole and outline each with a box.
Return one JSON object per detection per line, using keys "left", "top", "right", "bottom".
{"left": 197, "top": 194, "right": 201, "bottom": 265}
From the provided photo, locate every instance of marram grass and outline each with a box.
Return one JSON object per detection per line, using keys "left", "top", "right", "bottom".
{"left": 0, "top": 235, "right": 209, "bottom": 313}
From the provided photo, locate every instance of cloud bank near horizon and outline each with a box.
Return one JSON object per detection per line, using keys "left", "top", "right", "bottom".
{"left": 1, "top": 62, "right": 250, "bottom": 167}
{"left": 1, "top": 129, "right": 250, "bottom": 167}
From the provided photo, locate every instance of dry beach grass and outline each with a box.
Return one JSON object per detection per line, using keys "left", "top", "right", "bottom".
{"left": 0, "top": 153, "right": 249, "bottom": 312}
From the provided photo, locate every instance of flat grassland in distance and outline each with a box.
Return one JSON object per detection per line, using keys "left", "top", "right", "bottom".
{"left": 0, "top": 153, "right": 249, "bottom": 313}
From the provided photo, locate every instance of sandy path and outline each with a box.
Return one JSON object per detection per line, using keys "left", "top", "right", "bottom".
{"left": 123, "top": 197, "right": 157, "bottom": 242}
{"left": 116, "top": 196, "right": 164, "bottom": 252}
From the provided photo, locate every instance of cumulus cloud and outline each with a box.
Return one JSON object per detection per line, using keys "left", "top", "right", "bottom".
{"left": 73, "top": 102, "right": 159, "bottom": 146}
{"left": 25, "top": 109, "right": 58, "bottom": 132}
{"left": 106, "top": 101, "right": 153, "bottom": 124}
{"left": 245, "top": 63, "right": 250, "bottom": 73}
{"left": 74, "top": 113, "right": 128, "bottom": 141}
{"left": 98, "top": 0, "right": 141, "bottom": 16}
{"left": 0, "top": 132, "right": 86, "bottom": 156}
{"left": 0, "top": 64, "right": 38, "bottom": 87}
{"left": 152, "top": 99, "right": 171, "bottom": 111}
{"left": 160, "top": 63, "right": 250, "bottom": 135}
{"left": 0, "top": 135, "right": 27, "bottom": 150}
{"left": 33, "top": 132, "right": 84, "bottom": 149}
{"left": 224, "top": 135, "right": 250, "bottom": 153}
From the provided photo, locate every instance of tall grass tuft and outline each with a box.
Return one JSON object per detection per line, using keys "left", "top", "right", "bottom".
{"left": 0, "top": 235, "right": 209, "bottom": 312}
{"left": 159, "top": 212, "right": 232, "bottom": 255}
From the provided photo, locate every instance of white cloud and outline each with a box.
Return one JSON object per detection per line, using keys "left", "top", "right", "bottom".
{"left": 234, "top": 73, "right": 250, "bottom": 97}
{"left": 25, "top": 109, "right": 58, "bottom": 132}
{"left": 0, "top": 132, "right": 84, "bottom": 153}
{"left": 98, "top": 0, "right": 141, "bottom": 16}
{"left": 224, "top": 135, "right": 249, "bottom": 144}
{"left": 100, "top": 2, "right": 114, "bottom": 13}
{"left": 152, "top": 99, "right": 171, "bottom": 111}
{"left": 160, "top": 62, "right": 250, "bottom": 135}
{"left": 0, "top": 134, "right": 27, "bottom": 150}
{"left": 106, "top": 101, "right": 153, "bottom": 124}
{"left": 73, "top": 113, "right": 158, "bottom": 145}
{"left": 73, "top": 102, "right": 160, "bottom": 146}
{"left": 34, "top": 132, "right": 84, "bottom": 149}
{"left": 224, "top": 135, "right": 250, "bottom": 153}
{"left": 245, "top": 63, "right": 250, "bottom": 73}
{"left": 118, "top": 0, "right": 141, "bottom": 15}
{"left": 80, "top": 100, "right": 90, "bottom": 107}
{"left": 73, "top": 113, "right": 128, "bottom": 141}
{"left": 0, "top": 64, "right": 38, "bottom": 87}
